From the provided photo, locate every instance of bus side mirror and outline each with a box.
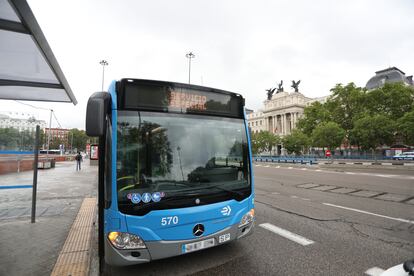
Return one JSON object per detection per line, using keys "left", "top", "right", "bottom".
{"left": 86, "top": 92, "right": 111, "bottom": 137}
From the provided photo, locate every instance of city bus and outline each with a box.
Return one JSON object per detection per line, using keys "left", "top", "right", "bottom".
{"left": 86, "top": 79, "right": 254, "bottom": 266}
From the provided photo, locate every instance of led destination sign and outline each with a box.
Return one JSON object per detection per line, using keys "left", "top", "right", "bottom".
{"left": 118, "top": 79, "right": 244, "bottom": 118}
{"left": 169, "top": 91, "right": 207, "bottom": 111}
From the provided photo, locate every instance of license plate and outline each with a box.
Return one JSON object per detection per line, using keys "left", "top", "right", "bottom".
{"left": 182, "top": 238, "right": 215, "bottom": 253}
{"left": 219, "top": 233, "right": 230, "bottom": 243}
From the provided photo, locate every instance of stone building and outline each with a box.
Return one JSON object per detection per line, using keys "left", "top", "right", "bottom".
{"left": 247, "top": 90, "right": 326, "bottom": 136}
{"left": 366, "top": 67, "right": 413, "bottom": 90}
{"left": 0, "top": 112, "right": 46, "bottom": 132}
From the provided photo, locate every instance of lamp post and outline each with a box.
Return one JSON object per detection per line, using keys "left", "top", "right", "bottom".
{"left": 99, "top": 60, "right": 109, "bottom": 91}
{"left": 185, "top": 52, "right": 195, "bottom": 84}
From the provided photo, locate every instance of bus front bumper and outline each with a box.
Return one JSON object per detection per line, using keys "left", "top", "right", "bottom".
{"left": 105, "top": 221, "right": 254, "bottom": 266}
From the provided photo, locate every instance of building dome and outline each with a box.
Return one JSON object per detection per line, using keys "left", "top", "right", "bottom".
{"left": 365, "top": 67, "right": 413, "bottom": 90}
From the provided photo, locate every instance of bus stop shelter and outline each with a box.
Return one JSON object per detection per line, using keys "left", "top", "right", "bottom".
{"left": 0, "top": 0, "right": 77, "bottom": 104}
{"left": 0, "top": 0, "right": 77, "bottom": 222}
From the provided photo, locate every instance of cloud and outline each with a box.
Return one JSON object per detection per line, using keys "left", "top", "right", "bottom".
{"left": 1, "top": 0, "right": 412, "bottom": 128}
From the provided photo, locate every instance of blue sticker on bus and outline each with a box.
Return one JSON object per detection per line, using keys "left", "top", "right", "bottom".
{"left": 142, "top": 193, "right": 152, "bottom": 203}
{"left": 131, "top": 193, "right": 141, "bottom": 204}
{"left": 152, "top": 192, "right": 161, "bottom": 202}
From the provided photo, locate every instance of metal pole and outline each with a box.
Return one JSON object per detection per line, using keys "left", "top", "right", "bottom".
{"left": 101, "top": 65, "right": 105, "bottom": 91}
{"left": 46, "top": 109, "right": 52, "bottom": 159}
{"left": 185, "top": 52, "right": 195, "bottom": 84}
{"left": 70, "top": 132, "right": 74, "bottom": 153}
{"left": 188, "top": 57, "right": 191, "bottom": 84}
{"left": 31, "top": 125, "right": 40, "bottom": 223}
{"left": 99, "top": 60, "right": 108, "bottom": 91}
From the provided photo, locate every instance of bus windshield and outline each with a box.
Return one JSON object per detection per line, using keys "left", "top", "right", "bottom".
{"left": 116, "top": 111, "right": 251, "bottom": 215}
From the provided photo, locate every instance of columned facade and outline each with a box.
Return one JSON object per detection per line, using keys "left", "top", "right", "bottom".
{"left": 247, "top": 91, "right": 313, "bottom": 136}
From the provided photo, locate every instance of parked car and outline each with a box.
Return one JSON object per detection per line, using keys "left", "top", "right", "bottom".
{"left": 392, "top": 152, "right": 414, "bottom": 160}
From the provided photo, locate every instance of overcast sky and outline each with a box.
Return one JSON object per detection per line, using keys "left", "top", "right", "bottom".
{"left": 1, "top": 0, "right": 413, "bottom": 129}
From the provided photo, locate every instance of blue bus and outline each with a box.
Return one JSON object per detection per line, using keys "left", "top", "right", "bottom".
{"left": 86, "top": 79, "right": 254, "bottom": 266}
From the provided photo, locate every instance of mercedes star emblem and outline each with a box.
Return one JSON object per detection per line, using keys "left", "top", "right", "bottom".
{"left": 193, "top": 224, "right": 205, "bottom": 237}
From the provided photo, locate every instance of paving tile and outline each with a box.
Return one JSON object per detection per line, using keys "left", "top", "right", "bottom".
{"left": 350, "top": 190, "right": 384, "bottom": 198}
{"left": 373, "top": 193, "right": 412, "bottom": 202}
{"left": 297, "top": 183, "right": 321, "bottom": 189}
{"left": 311, "top": 185, "right": 338, "bottom": 191}
{"left": 329, "top": 187, "right": 358, "bottom": 194}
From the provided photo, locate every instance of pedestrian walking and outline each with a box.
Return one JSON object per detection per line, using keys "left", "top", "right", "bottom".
{"left": 75, "top": 151, "right": 83, "bottom": 171}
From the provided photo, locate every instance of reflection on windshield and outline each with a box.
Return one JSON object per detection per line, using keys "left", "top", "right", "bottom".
{"left": 116, "top": 111, "right": 250, "bottom": 215}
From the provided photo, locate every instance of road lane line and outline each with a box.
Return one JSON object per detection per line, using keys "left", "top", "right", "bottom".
{"left": 290, "top": 195, "right": 298, "bottom": 198}
{"left": 315, "top": 169, "right": 322, "bottom": 172}
{"left": 276, "top": 166, "right": 280, "bottom": 168}
{"left": 265, "top": 165, "right": 270, "bottom": 168}
{"left": 271, "top": 192, "right": 280, "bottom": 195}
{"left": 322, "top": 203, "right": 414, "bottom": 224}
{"left": 288, "top": 167, "right": 293, "bottom": 169}
{"left": 259, "top": 223, "right": 315, "bottom": 246}
{"left": 301, "top": 168, "right": 307, "bottom": 170}
{"left": 365, "top": 267, "right": 384, "bottom": 276}
{"left": 345, "top": 172, "right": 356, "bottom": 175}
{"left": 300, "top": 198, "right": 310, "bottom": 201}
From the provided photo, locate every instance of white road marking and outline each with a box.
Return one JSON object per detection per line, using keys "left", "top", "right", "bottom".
{"left": 276, "top": 166, "right": 280, "bottom": 168}
{"left": 300, "top": 198, "right": 310, "bottom": 201}
{"left": 259, "top": 223, "right": 315, "bottom": 246}
{"left": 322, "top": 203, "right": 414, "bottom": 224}
{"left": 315, "top": 169, "right": 322, "bottom": 172}
{"left": 365, "top": 267, "right": 384, "bottom": 276}
{"left": 345, "top": 172, "right": 356, "bottom": 175}
{"left": 301, "top": 168, "right": 307, "bottom": 170}
{"left": 271, "top": 192, "right": 280, "bottom": 195}
{"left": 288, "top": 167, "right": 293, "bottom": 169}
{"left": 265, "top": 165, "right": 270, "bottom": 168}
{"left": 290, "top": 195, "right": 298, "bottom": 199}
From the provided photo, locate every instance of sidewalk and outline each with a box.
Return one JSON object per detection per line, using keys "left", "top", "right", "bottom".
{"left": 0, "top": 160, "right": 97, "bottom": 276}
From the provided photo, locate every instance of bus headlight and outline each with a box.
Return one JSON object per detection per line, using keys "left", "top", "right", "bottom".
{"left": 239, "top": 209, "right": 254, "bottom": 228}
{"left": 108, "top": 232, "right": 146, "bottom": 249}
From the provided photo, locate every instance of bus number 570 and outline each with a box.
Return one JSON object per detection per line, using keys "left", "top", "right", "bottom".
{"left": 161, "top": 216, "right": 179, "bottom": 226}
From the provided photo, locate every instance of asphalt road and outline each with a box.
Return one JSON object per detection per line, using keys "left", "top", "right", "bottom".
{"left": 104, "top": 164, "right": 414, "bottom": 276}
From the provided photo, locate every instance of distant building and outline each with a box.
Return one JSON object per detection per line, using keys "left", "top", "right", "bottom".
{"left": 0, "top": 112, "right": 46, "bottom": 132}
{"left": 247, "top": 91, "right": 327, "bottom": 136}
{"left": 365, "top": 67, "right": 413, "bottom": 90}
{"left": 44, "top": 128, "right": 70, "bottom": 146}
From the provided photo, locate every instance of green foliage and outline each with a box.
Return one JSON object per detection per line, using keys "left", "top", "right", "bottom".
{"left": 298, "top": 81, "right": 414, "bottom": 148}
{"left": 0, "top": 128, "right": 39, "bottom": 150}
{"left": 69, "top": 128, "right": 89, "bottom": 152}
{"left": 312, "top": 122, "right": 345, "bottom": 150}
{"left": 297, "top": 102, "right": 330, "bottom": 136}
{"left": 397, "top": 110, "right": 414, "bottom": 145}
{"left": 250, "top": 131, "right": 280, "bottom": 154}
{"left": 325, "top": 83, "right": 366, "bottom": 135}
{"left": 351, "top": 115, "right": 395, "bottom": 150}
{"left": 365, "top": 83, "right": 414, "bottom": 120}
{"left": 282, "top": 130, "right": 310, "bottom": 155}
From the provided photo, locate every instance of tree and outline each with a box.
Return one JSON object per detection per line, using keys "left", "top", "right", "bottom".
{"left": 365, "top": 82, "right": 414, "bottom": 121}
{"left": 325, "top": 83, "right": 366, "bottom": 142}
{"left": 297, "top": 101, "right": 330, "bottom": 136}
{"left": 312, "top": 122, "right": 345, "bottom": 152}
{"left": 250, "top": 131, "right": 280, "bottom": 155}
{"left": 351, "top": 115, "right": 395, "bottom": 153}
{"left": 397, "top": 110, "right": 414, "bottom": 145}
{"left": 69, "top": 129, "right": 89, "bottom": 152}
{"left": 0, "top": 128, "right": 20, "bottom": 150}
{"left": 282, "top": 130, "right": 310, "bottom": 155}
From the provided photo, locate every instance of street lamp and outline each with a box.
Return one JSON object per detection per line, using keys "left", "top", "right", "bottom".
{"left": 99, "top": 60, "right": 109, "bottom": 91}
{"left": 185, "top": 52, "right": 195, "bottom": 84}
